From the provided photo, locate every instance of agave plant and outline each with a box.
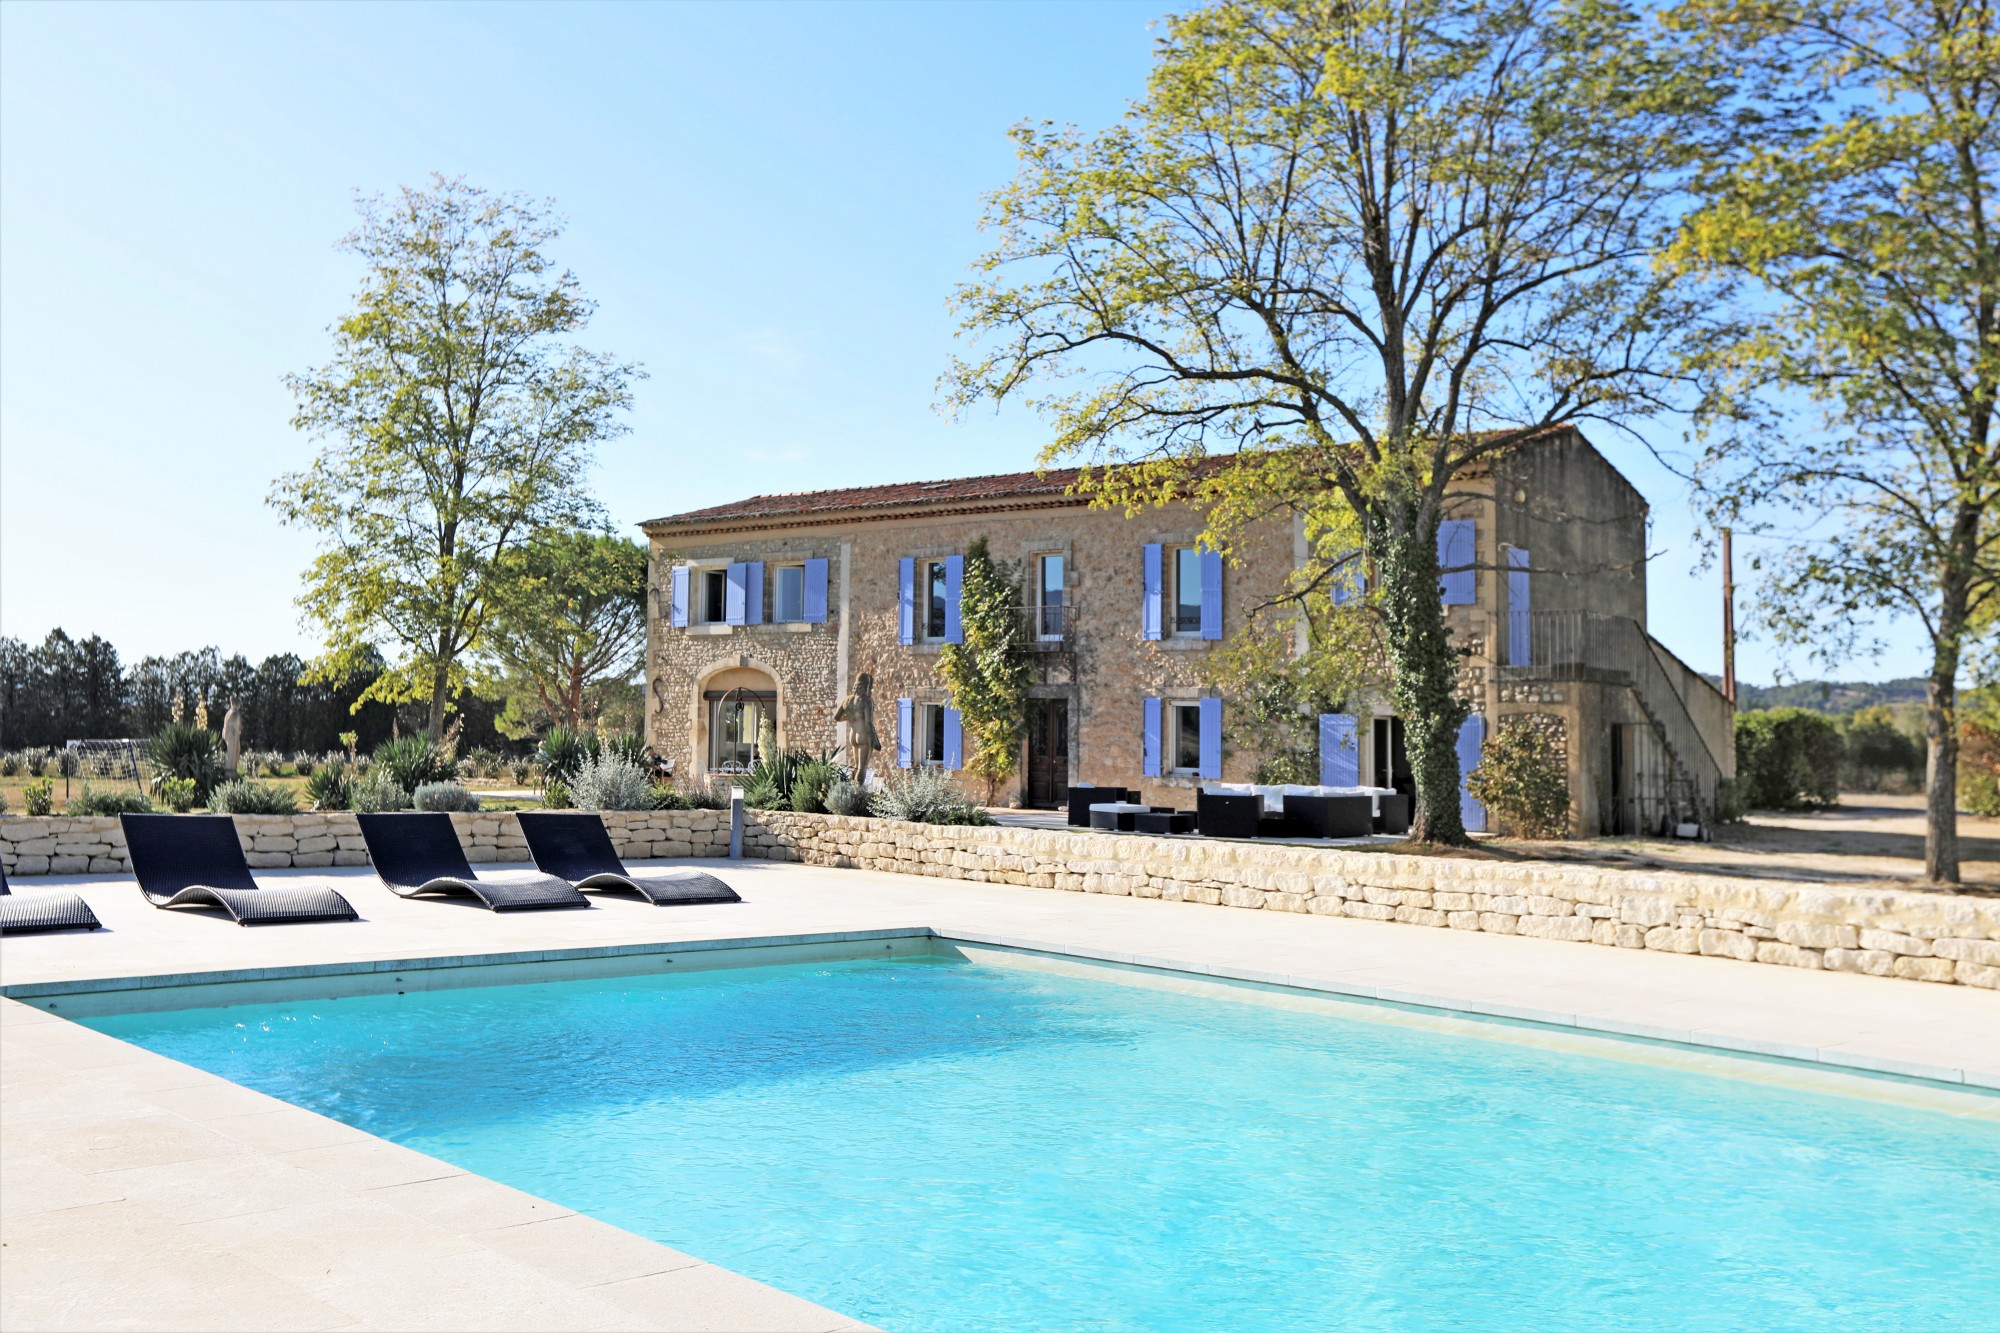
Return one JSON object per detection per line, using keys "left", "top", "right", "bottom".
{"left": 372, "top": 736, "right": 454, "bottom": 793}
{"left": 536, "top": 727, "right": 596, "bottom": 786}
{"left": 148, "top": 722, "right": 224, "bottom": 801}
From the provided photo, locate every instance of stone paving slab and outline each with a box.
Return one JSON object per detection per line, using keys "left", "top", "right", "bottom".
{"left": 2, "top": 856, "right": 1997, "bottom": 1330}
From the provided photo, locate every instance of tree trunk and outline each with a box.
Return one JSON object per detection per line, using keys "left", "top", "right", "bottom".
{"left": 425, "top": 664, "right": 451, "bottom": 742}
{"left": 1923, "top": 547, "right": 1971, "bottom": 885}
{"left": 1373, "top": 499, "right": 1470, "bottom": 844}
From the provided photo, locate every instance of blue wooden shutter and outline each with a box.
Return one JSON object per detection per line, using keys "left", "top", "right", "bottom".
{"left": 804, "top": 558, "right": 829, "bottom": 623}
{"left": 942, "top": 707, "right": 963, "bottom": 770}
{"left": 1199, "top": 546, "right": 1224, "bottom": 639}
{"left": 1198, "top": 697, "right": 1223, "bottom": 779}
{"left": 744, "top": 561, "right": 765, "bottom": 626}
{"left": 898, "top": 558, "right": 915, "bottom": 645}
{"left": 1506, "top": 547, "right": 1530, "bottom": 666}
{"left": 1142, "top": 544, "right": 1163, "bottom": 641}
{"left": 944, "top": 555, "right": 964, "bottom": 644}
{"left": 1142, "top": 697, "right": 1162, "bottom": 777}
{"left": 897, "top": 697, "right": 914, "bottom": 768}
{"left": 1438, "top": 520, "right": 1475, "bottom": 605}
{"left": 1319, "top": 714, "right": 1359, "bottom": 787}
{"left": 669, "top": 565, "right": 689, "bottom": 628}
{"left": 1457, "top": 713, "right": 1487, "bottom": 832}
{"left": 724, "top": 562, "right": 747, "bottom": 625}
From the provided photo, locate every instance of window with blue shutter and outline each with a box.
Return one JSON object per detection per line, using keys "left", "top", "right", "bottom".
{"left": 1457, "top": 713, "right": 1487, "bottom": 832}
{"left": 942, "top": 707, "right": 963, "bottom": 770}
{"left": 670, "top": 565, "right": 689, "bottom": 628}
{"left": 1199, "top": 546, "right": 1223, "bottom": 639}
{"left": 1319, "top": 713, "right": 1359, "bottom": 787}
{"left": 944, "top": 555, "right": 964, "bottom": 644}
{"left": 1438, "top": 519, "right": 1475, "bottom": 605}
{"left": 724, "top": 563, "right": 748, "bottom": 625}
{"left": 1142, "top": 544, "right": 1163, "bottom": 641}
{"left": 804, "top": 557, "right": 829, "bottom": 623}
{"left": 1506, "top": 547, "right": 1531, "bottom": 666}
{"left": 1198, "top": 697, "right": 1223, "bottom": 779}
{"left": 897, "top": 697, "right": 914, "bottom": 768}
{"left": 898, "top": 558, "right": 915, "bottom": 645}
{"left": 744, "top": 561, "right": 765, "bottom": 626}
{"left": 1142, "top": 697, "right": 1162, "bottom": 777}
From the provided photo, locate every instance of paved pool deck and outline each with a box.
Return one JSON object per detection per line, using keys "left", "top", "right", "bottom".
{"left": 4, "top": 857, "right": 1997, "bottom": 1331}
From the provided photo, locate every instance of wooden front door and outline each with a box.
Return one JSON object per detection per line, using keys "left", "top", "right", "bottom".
{"left": 1025, "top": 698, "right": 1070, "bottom": 808}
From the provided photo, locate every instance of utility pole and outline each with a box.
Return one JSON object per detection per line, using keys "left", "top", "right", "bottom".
{"left": 1721, "top": 527, "right": 1737, "bottom": 707}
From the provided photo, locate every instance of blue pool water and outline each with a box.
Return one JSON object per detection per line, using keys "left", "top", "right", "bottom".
{"left": 87, "top": 956, "right": 1999, "bottom": 1331}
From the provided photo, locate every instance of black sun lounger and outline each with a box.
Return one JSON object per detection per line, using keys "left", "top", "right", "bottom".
{"left": 355, "top": 812, "right": 590, "bottom": 912}
{"left": 119, "top": 814, "right": 359, "bottom": 926}
{"left": 0, "top": 862, "right": 103, "bottom": 934}
{"left": 515, "top": 812, "right": 743, "bottom": 906}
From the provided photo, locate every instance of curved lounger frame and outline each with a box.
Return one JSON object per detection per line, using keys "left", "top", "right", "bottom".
{"left": 516, "top": 813, "right": 742, "bottom": 906}
{"left": 355, "top": 813, "right": 590, "bottom": 912}
{"left": 0, "top": 863, "right": 103, "bottom": 934}
{"left": 119, "top": 815, "right": 359, "bottom": 926}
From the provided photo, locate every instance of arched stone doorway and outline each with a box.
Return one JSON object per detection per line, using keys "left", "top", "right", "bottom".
{"left": 696, "top": 665, "right": 778, "bottom": 776}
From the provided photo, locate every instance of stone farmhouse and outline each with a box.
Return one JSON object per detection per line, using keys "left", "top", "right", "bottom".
{"left": 640, "top": 427, "right": 1734, "bottom": 836}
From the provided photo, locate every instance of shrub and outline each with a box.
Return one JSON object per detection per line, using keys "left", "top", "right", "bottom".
{"left": 648, "top": 782, "right": 688, "bottom": 810}
{"left": 741, "top": 774, "right": 783, "bottom": 808}
{"left": 148, "top": 722, "right": 224, "bottom": 801}
{"left": 789, "top": 759, "right": 835, "bottom": 813}
{"left": 569, "top": 753, "right": 654, "bottom": 811}
{"left": 459, "top": 747, "right": 502, "bottom": 780}
{"left": 511, "top": 759, "right": 538, "bottom": 786}
{"left": 869, "top": 768, "right": 994, "bottom": 825}
{"left": 158, "top": 776, "right": 200, "bottom": 813}
{"left": 537, "top": 727, "right": 596, "bottom": 786}
{"left": 0, "top": 789, "right": 7, "bottom": 814}
{"left": 1735, "top": 707, "right": 1843, "bottom": 810}
{"left": 824, "top": 778, "right": 870, "bottom": 817}
{"left": 372, "top": 736, "right": 454, "bottom": 793}
{"left": 679, "top": 777, "right": 728, "bottom": 810}
{"left": 65, "top": 786, "right": 155, "bottom": 816}
{"left": 1961, "top": 714, "right": 2000, "bottom": 817}
{"left": 350, "top": 772, "right": 412, "bottom": 813}
{"left": 305, "top": 763, "right": 353, "bottom": 811}
{"left": 600, "top": 731, "right": 647, "bottom": 767}
{"left": 1842, "top": 706, "right": 1924, "bottom": 793}
{"left": 209, "top": 780, "right": 299, "bottom": 815}
{"left": 0, "top": 752, "right": 18, "bottom": 777}
{"left": 1465, "top": 722, "right": 1570, "bottom": 839}
{"left": 540, "top": 778, "right": 573, "bottom": 809}
{"left": 25, "top": 749, "right": 48, "bottom": 777}
{"left": 23, "top": 778, "right": 54, "bottom": 816}
{"left": 414, "top": 780, "right": 481, "bottom": 813}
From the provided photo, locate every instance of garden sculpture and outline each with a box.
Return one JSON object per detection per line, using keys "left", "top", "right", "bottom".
{"left": 835, "top": 671, "right": 880, "bottom": 787}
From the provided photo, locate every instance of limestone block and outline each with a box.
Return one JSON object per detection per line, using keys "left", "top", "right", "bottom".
{"left": 1753, "top": 941, "right": 1822, "bottom": 969}
{"left": 244, "top": 851, "right": 290, "bottom": 868}
{"left": 1343, "top": 901, "right": 1396, "bottom": 921}
{"left": 1526, "top": 895, "right": 1571, "bottom": 918}
{"left": 1488, "top": 895, "right": 1529, "bottom": 916}
{"left": 1698, "top": 929, "right": 1756, "bottom": 961}
{"left": 13, "top": 838, "right": 58, "bottom": 856}
{"left": 1447, "top": 910, "right": 1481, "bottom": 930}
{"left": 1955, "top": 961, "right": 2000, "bottom": 989}
{"left": 334, "top": 850, "right": 371, "bottom": 867}
{"left": 1774, "top": 920, "right": 1843, "bottom": 949}
{"left": 292, "top": 852, "right": 335, "bottom": 868}
{"left": 1644, "top": 926, "right": 1699, "bottom": 954}
{"left": 1590, "top": 919, "right": 1617, "bottom": 946}
{"left": 1891, "top": 956, "right": 1956, "bottom": 983}
{"left": 1823, "top": 948, "right": 1895, "bottom": 976}
{"left": 1518, "top": 914, "right": 1594, "bottom": 943}
{"left": 1395, "top": 905, "right": 1446, "bottom": 929}
{"left": 47, "top": 855, "right": 87, "bottom": 874}
{"left": 1857, "top": 929, "right": 1930, "bottom": 957}
{"left": 1434, "top": 891, "right": 1472, "bottom": 911}
{"left": 1222, "top": 885, "right": 1267, "bottom": 909}
{"left": 13, "top": 856, "right": 50, "bottom": 874}
{"left": 1265, "top": 892, "right": 1309, "bottom": 914}
{"left": 1614, "top": 924, "right": 1646, "bottom": 949}
{"left": 1477, "top": 912, "right": 1519, "bottom": 934}
{"left": 1362, "top": 886, "right": 1402, "bottom": 907}
{"left": 86, "top": 857, "right": 122, "bottom": 873}
{"left": 1931, "top": 937, "right": 2000, "bottom": 968}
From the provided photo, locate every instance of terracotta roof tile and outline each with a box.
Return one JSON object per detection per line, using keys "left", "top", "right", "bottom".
{"left": 641, "top": 464, "right": 1088, "bottom": 529}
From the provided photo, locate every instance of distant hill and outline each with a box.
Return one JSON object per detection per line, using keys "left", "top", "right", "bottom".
{"left": 1703, "top": 676, "right": 1929, "bottom": 713}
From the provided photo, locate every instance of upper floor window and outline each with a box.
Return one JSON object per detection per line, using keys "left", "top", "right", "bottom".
{"left": 1036, "top": 554, "right": 1065, "bottom": 639}
{"left": 773, "top": 563, "right": 806, "bottom": 623}
{"left": 925, "top": 559, "right": 951, "bottom": 640}
{"left": 699, "top": 568, "right": 728, "bottom": 624}
{"left": 1173, "top": 547, "right": 1205, "bottom": 636}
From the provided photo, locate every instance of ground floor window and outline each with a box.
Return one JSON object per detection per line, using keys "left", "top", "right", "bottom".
{"left": 1171, "top": 702, "right": 1203, "bottom": 772}
{"left": 707, "top": 690, "right": 775, "bottom": 772}
{"left": 919, "top": 702, "right": 947, "bottom": 766}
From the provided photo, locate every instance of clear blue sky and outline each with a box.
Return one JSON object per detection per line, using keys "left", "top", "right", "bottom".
{"left": 0, "top": 0, "right": 1919, "bottom": 685}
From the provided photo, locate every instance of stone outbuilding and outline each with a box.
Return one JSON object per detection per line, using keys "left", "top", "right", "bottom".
{"left": 639, "top": 428, "right": 1733, "bottom": 835}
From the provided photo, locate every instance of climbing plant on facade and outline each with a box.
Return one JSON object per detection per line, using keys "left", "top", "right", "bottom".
{"left": 936, "top": 538, "right": 1032, "bottom": 803}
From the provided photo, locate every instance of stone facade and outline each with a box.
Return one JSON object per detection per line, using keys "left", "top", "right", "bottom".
{"left": 641, "top": 429, "right": 1737, "bottom": 834}
{"left": 3, "top": 812, "right": 1991, "bottom": 989}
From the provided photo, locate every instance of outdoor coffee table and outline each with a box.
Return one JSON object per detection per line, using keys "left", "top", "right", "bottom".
{"left": 1133, "top": 810, "right": 1195, "bottom": 835}
{"left": 1088, "top": 802, "right": 1153, "bottom": 832}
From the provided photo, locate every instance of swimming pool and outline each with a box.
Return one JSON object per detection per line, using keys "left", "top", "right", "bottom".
{"left": 85, "top": 950, "right": 2000, "bottom": 1331}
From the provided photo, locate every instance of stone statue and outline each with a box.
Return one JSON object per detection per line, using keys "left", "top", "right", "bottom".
{"left": 834, "top": 671, "right": 881, "bottom": 787}
{"left": 221, "top": 701, "right": 243, "bottom": 777}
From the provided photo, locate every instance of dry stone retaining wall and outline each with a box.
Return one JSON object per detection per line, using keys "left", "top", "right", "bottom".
{"left": 4, "top": 811, "right": 1995, "bottom": 990}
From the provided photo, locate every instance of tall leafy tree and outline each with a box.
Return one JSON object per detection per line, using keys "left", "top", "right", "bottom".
{"left": 948, "top": 0, "right": 1716, "bottom": 841}
{"left": 1665, "top": 0, "right": 1998, "bottom": 882}
{"left": 936, "top": 539, "right": 1033, "bottom": 802}
{"left": 483, "top": 529, "right": 649, "bottom": 735}
{"left": 274, "top": 175, "right": 641, "bottom": 739}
